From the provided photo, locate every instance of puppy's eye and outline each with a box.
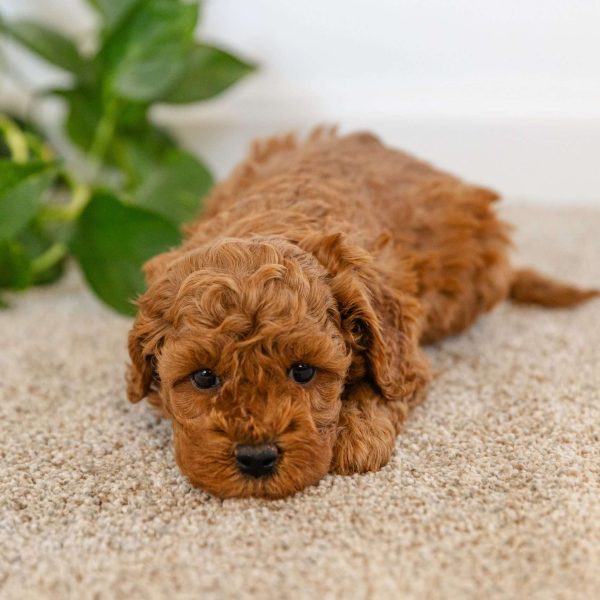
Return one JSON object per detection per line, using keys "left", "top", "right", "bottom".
{"left": 289, "top": 363, "right": 316, "bottom": 384}
{"left": 191, "top": 369, "right": 220, "bottom": 390}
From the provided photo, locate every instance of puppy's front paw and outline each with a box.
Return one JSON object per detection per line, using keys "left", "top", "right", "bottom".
{"left": 330, "top": 401, "right": 396, "bottom": 475}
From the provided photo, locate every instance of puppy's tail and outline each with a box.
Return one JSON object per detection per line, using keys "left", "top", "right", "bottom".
{"left": 509, "top": 268, "right": 599, "bottom": 308}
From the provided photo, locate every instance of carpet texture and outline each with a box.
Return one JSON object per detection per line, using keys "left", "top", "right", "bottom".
{"left": 1, "top": 205, "right": 599, "bottom": 600}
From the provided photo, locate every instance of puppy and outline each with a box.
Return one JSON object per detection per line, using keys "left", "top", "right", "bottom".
{"left": 126, "top": 129, "right": 598, "bottom": 498}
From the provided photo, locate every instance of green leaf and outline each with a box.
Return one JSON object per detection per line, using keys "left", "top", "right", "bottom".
{"left": 57, "top": 86, "right": 103, "bottom": 152}
{"left": 0, "top": 169, "right": 55, "bottom": 241}
{"left": 0, "top": 160, "right": 51, "bottom": 196}
{"left": 160, "top": 43, "right": 256, "bottom": 104}
{"left": 100, "top": 0, "right": 199, "bottom": 102}
{"left": 87, "top": 0, "right": 143, "bottom": 32}
{"left": 0, "top": 19, "right": 85, "bottom": 74}
{"left": 17, "top": 220, "right": 66, "bottom": 285}
{"left": 134, "top": 149, "right": 213, "bottom": 224}
{"left": 69, "top": 190, "right": 181, "bottom": 315}
{"left": 0, "top": 240, "right": 33, "bottom": 290}
{"left": 57, "top": 85, "right": 178, "bottom": 189}
{"left": 58, "top": 84, "right": 172, "bottom": 179}
{"left": 110, "top": 126, "right": 176, "bottom": 189}
{"left": 58, "top": 84, "right": 148, "bottom": 155}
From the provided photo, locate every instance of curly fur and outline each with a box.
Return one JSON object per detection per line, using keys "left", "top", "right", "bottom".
{"left": 126, "top": 128, "right": 598, "bottom": 498}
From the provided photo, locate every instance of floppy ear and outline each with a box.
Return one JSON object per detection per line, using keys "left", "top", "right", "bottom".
{"left": 362, "top": 278, "right": 431, "bottom": 407}
{"left": 299, "top": 232, "right": 430, "bottom": 407}
{"left": 126, "top": 251, "right": 179, "bottom": 403}
{"left": 126, "top": 312, "right": 163, "bottom": 403}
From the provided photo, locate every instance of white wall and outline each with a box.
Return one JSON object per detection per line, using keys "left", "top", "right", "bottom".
{"left": 2, "top": 0, "right": 600, "bottom": 203}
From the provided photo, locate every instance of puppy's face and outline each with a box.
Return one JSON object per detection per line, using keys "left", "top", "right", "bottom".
{"left": 128, "top": 238, "right": 351, "bottom": 498}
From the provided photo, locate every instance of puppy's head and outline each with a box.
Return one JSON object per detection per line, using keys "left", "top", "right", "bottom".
{"left": 127, "top": 234, "right": 426, "bottom": 498}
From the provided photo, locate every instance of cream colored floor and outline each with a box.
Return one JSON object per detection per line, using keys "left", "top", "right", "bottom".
{"left": 1, "top": 205, "right": 599, "bottom": 599}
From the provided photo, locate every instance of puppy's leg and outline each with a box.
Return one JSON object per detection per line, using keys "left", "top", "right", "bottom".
{"left": 330, "top": 382, "right": 401, "bottom": 475}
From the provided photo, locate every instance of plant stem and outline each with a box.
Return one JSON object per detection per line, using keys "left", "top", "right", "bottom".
{"left": 0, "top": 114, "right": 29, "bottom": 162}
{"left": 37, "top": 98, "right": 118, "bottom": 226}
{"left": 31, "top": 242, "right": 67, "bottom": 275}
{"left": 38, "top": 179, "right": 91, "bottom": 223}
{"left": 88, "top": 97, "right": 119, "bottom": 179}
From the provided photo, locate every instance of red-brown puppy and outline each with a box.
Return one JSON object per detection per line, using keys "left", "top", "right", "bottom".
{"left": 127, "top": 129, "right": 598, "bottom": 498}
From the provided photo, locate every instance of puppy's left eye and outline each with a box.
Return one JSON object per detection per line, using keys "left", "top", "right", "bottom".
{"left": 289, "top": 363, "right": 316, "bottom": 384}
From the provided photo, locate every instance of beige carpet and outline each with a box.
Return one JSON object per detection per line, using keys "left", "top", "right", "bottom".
{"left": 1, "top": 205, "right": 599, "bottom": 600}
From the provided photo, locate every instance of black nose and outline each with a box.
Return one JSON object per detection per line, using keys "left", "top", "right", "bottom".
{"left": 235, "top": 443, "right": 279, "bottom": 478}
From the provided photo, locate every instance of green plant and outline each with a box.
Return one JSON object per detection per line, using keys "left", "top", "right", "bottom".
{"left": 0, "top": 0, "right": 254, "bottom": 314}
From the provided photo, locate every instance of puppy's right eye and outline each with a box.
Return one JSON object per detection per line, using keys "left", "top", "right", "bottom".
{"left": 289, "top": 363, "right": 316, "bottom": 384}
{"left": 191, "top": 369, "right": 220, "bottom": 390}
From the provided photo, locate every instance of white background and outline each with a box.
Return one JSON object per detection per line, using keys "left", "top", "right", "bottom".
{"left": 1, "top": 0, "right": 599, "bottom": 204}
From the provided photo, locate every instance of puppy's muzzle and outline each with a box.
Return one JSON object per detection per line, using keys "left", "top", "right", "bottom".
{"left": 235, "top": 443, "right": 279, "bottom": 478}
